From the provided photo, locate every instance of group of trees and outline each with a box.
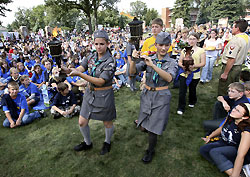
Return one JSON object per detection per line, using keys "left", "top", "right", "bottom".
{"left": 0, "top": 0, "right": 159, "bottom": 34}
{"left": 172, "top": 0, "right": 249, "bottom": 27}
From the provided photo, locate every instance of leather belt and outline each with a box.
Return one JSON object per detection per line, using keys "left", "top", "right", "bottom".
{"left": 90, "top": 85, "right": 112, "bottom": 91}
{"left": 145, "top": 84, "right": 168, "bottom": 91}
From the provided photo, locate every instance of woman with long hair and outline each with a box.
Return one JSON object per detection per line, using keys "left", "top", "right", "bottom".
{"left": 0, "top": 60, "right": 10, "bottom": 79}
{"left": 17, "top": 62, "right": 29, "bottom": 76}
{"left": 200, "top": 103, "right": 250, "bottom": 177}
{"left": 200, "top": 29, "right": 222, "bottom": 83}
{"left": 31, "top": 64, "right": 44, "bottom": 88}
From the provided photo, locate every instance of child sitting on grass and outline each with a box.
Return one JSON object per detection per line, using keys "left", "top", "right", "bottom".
{"left": 1, "top": 81, "right": 44, "bottom": 128}
{"left": 51, "top": 82, "right": 80, "bottom": 119}
{"left": 19, "top": 75, "right": 40, "bottom": 108}
{"left": 203, "top": 82, "right": 249, "bottom": 132}
{"left": 6, "top": 67, "right": 21, "bottom": 86}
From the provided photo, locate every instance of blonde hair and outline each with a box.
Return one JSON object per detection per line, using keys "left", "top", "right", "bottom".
{"left": 228, "top": 82, "right": 245, "bottom": 92}
{"left": 8, "top": 81, "right": 19, "bottom": 89}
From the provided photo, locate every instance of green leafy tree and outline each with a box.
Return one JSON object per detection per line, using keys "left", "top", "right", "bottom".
{"left": 97, "top": 8, "right": 120, "bottom": 27}
{"left": 92, "top": 0, "right": 120, "bottom": 30}
{"left": 196, "top": 0, "right": 213, "bottom": 25}
{"left": 45, "top": 0, "right": 93, "bottom": 34}
{"left": 130, "top": 0, "right": 147, "bottom": 20}
{"left": 45, "top": 0, "right": 120, "bottom": 34}
{"left": 29, "top": 5, "right": 46, "bottom": 32}
{"left": 172, "top": 0, "right": 191, "bottom": 27}
{"left": 144, "top": 8, "right": 159, "bottom": 26}
{"left": 209, "top": 0, "right": 246, "bottom": 24}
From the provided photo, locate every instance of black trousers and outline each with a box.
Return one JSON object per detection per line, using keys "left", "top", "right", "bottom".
{"left": 178, "top": 76, "right": 200, "bottom": 112}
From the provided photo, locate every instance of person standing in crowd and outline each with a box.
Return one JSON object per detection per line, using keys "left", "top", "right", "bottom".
{"left": 218, "top": 19, "right": 250, "bottom": 96}
{"left": 64, "top": 30, "right": 116, "bottom": 155}
{"left": 200, "top": 103, "right": 250, "bottom": 177}
{"left": 200, "top": 29, "right": 222, "bottom": 83}
{"left": 141, "top": 18, "right": 172, "bottom": 56}
{"left": 176, "top": 33, "right": 206, "bottom": 115}
{"left": 130, "top": 32, "right": 177, "bottom": 163}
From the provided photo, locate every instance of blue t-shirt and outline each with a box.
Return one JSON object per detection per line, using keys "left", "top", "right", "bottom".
{"left": 19, "top": 69, "right": 29, "bottom": 76}
{"left": 3, "top": 93, "right": 29, "bottom": 114}
{"left": 66, "top": 76, "right": 82, "bottom": 84}
{"left": 20, "top": 82, "right": 40, "bottom": 97}
{"left": 0, "top": 69, "right": 10, "bottom": 79}
{"left": 52, "top": 90, "right": 77, "bottom": 107}
{"left": 116, "top": 58, "right": 125, "bottom": 68}
{"left": 24, "top": 61, "right": 33, "bottom": 70}
{"left": 122, "top": 49, "right": 128, "bottom": 61}
{"left": 31, "top": 71, "right": 45, "bottom": 84}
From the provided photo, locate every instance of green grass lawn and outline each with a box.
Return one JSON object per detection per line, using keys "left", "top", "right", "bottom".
{"left": 0, "top": 66, "right": 227, "bottom": 177}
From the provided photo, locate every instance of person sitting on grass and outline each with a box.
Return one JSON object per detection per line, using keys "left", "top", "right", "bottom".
{"left": 203, "top": 82, "right": 249, "bottom": 132}
{"left": 31, "top": 64, "right": 45, "bottom": 89}
{"left": 17, "top": 62, "right": 29, "bottom": 76}
{"left": 19, "top": 75, "right": 40, "bottom": 108}
{"left": 1, "top": 81, "right": 44, "bottom": 128}
{"left": 51, "top": 82, "right": 80, "bottom": 119}
{"left": 200, "top": 103, "right": 250, "bottom": 177}
{"left": 6, "top": 67, "right": 21, "bottom": 86}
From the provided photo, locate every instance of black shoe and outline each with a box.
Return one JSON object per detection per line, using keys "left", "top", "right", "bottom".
{"left": 74, "top": 142, "right": 93, "bottom": 151}
{"left": 38, "top": 110, "right": 46, "bottom": 118}
{"left": 53, "top": 114, "right": 61, "bottom": 119}
{"left": 142, "top": 150, "right": 155, "bottom": 164}
{"left": 100, "top": 142, "right": 111, "bottom": 155}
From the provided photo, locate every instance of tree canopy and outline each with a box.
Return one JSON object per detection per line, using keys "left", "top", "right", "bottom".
{"left": 172, "top": 0, "right": 191, "bottom": 27}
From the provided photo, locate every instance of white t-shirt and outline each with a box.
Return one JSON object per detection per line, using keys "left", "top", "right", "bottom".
{"left": 204, "top": 39, "right": 221, "bottom": 57}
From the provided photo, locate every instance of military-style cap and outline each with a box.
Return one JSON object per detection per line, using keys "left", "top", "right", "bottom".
{"left": 155, "top": 32, "right": 171, "bottom": 45}
{"left": 94, "top": 30, "right": 109, "bottom": 40}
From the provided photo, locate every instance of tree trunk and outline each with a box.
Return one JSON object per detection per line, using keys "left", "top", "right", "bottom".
{"left": 94, "top": 8, "right": 98, "bottom": 31}
{"left": 87, "top": 13, "right": 93, "bottom": 35}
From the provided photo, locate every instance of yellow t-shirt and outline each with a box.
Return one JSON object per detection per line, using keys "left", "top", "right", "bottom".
{"left": 141, "top": 36, "right": 172, "bottom": 56}
{"left": 180, "top": 47, "right": 205, "bottom": 79}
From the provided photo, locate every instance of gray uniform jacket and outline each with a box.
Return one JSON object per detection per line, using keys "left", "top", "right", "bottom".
{"left": 80, "top": 50, "right": 116, "bottom": 121}
{"left": 136, "top": 54, "right": 177, "bottom": 135}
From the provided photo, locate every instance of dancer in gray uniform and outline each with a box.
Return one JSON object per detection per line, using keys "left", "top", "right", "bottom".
{"left": 130, "top": 32, "right": 177, "bottom": 163}
{"left": 65, "top": 30, "right": 116, "bottom": 155}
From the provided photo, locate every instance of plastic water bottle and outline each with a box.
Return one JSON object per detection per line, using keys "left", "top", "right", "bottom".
{"left": 41, "top": 84, "right": 50, "bottom": 107}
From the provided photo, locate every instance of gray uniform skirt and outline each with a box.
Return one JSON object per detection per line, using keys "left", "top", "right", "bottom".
{"left": 80, "top": 87, "right": 116, "bottom": 121}
{"left": 138, "top": 88, "right": 171, "bottom": 135}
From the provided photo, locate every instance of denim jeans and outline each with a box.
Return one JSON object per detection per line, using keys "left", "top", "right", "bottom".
{"left": 200, "top": 55, "right": 217, "bottom": 82}
{"left": 117, "top": 74, "right": 127, "bottom": 85}
{"left": 200, "top": 140, "right": 237, "bottom": 172}
{"left": 3, "top": 111, "right": 41, "bottom": 127}
{"left": 177, "top": 76, "right": 200, "bottom": 112}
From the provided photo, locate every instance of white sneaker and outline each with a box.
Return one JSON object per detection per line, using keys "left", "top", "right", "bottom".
{"left": 177, "top": 110, "right": 183, "bottom": 115}
{"left": 188, "top": 104, "right": 195, "bottom": 108}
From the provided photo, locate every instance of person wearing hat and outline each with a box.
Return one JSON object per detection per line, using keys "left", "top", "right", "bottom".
{"left": 64, "top": 30, "right": 116, "bottom": 155}
{"left": 200, "top": 103, "right": 250, "bottom": 177}
{"left": 130, "top": 32, "right": 178, "bottom": 163}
